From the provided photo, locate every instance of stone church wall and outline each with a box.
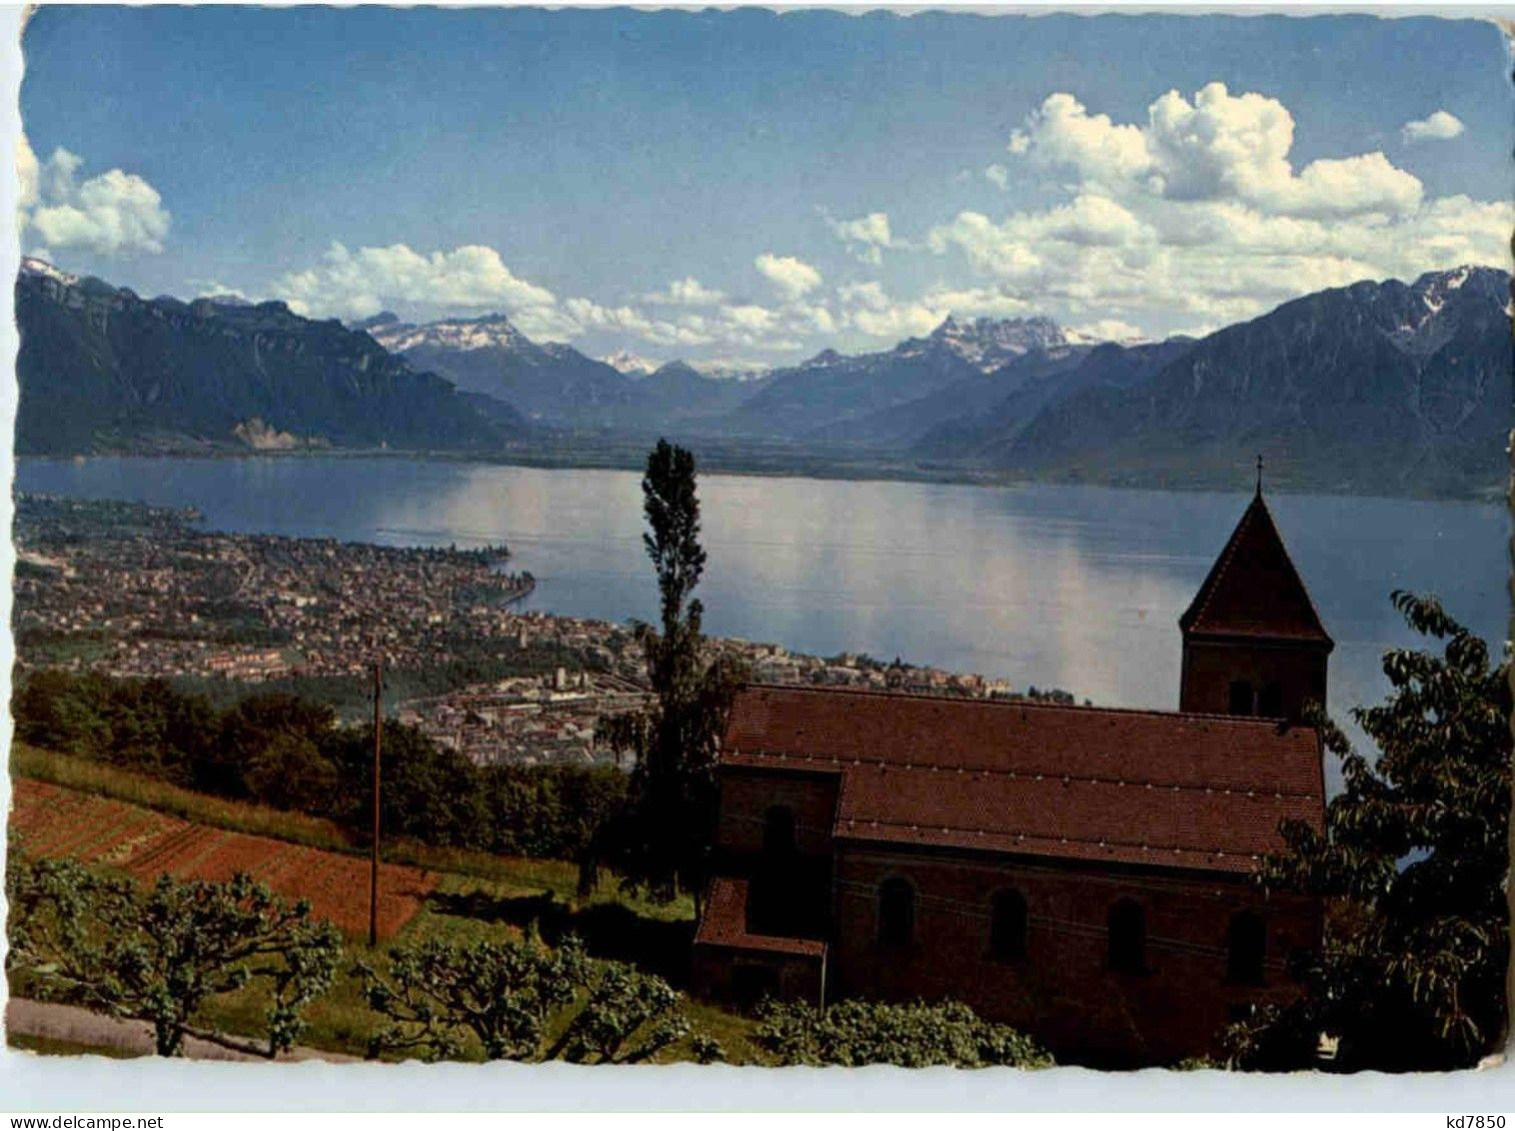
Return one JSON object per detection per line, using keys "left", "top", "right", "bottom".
{"left": 830, "top": 843, "right": 1321, "bottom": 1066}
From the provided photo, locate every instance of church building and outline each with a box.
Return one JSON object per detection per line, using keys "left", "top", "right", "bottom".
{"left": 691, "top": 487, "right": 1332, "bottom": 1066}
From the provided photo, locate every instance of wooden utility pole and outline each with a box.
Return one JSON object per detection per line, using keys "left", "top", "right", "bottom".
{"left": 369, "top": 659, "right": 382, "bottom": 948}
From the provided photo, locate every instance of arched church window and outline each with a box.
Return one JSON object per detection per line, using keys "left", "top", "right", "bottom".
{"left": 1228, "top": 680, "right": 1254, "bottom": 716}
{"left": 878, "top": 877, "right": 915, "bottom": 947}
{"left": 762, "top": 805, "right": 796, "bottom": 858}
{"left": 1227, "top": 911, "right": 1266, "bottom": 985}
{"left": 1108, "top": 899, "right": 1146, "bottom": 974}
{"left": 1258, "top": 682, "right": 1283, "bottom": 718}
{"left": 989, "top": 889, "right": 1028, "bottom": 959}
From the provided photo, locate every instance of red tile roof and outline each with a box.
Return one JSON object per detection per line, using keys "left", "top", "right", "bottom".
{"left": 694, "top": 876, "right": 828, "bottom": 958}
{"left": 1179, "top": 491, "right": 1333, "bottom": 645}
{"left": 722, "top": 684, "right": 1325, "bottom": 875}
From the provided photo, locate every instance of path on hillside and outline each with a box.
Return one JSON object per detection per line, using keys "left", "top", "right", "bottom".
{"left": 6, "top": 999, "right": 361, "bottom": 1063}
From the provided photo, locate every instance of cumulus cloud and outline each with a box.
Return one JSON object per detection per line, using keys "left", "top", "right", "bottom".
{"left": 640, "top": 276, "right": 727, "bottom": 306}
{"left": 1009, "top": 92, "right": 1152, "bottom": 187}
{"left": 1068, "top": 318, "right": 1146, "bottom": 342}
{"left": 188, "top": 279, "right": 252, "bottom": 303}
{"left": 825, "top": 212, "right": 894, "bottom": 265}
{"left": 269, "top": 240, "right": 832, "bottom": 356}
{"left": 912, "top": 80, "right": 1512, "bottom": 337}
{"left": 754, "top": 253, "right": 823, "bottom": 301}
{"left": 561, "top": 298, "right": 671, "bottom": 342}
{"left": 17, "top": 136, "right": 38, "bottom": 208}
{"left": 255, "top": 80, "right": 1500, "bottom": 358}
{"left": 918, "top": 285, "right": 1033, "bottom": 321}
{"left": 929, "top": 193, "right": 1154, "bottom": 281}
{"left": 275, "top": 242, "right": 558, "bottom": 322}
{"left": 1011, "top": 82, "right": 1422, "bottom": 219}
{"left": 1142, "top": 84, "right": 1297, "bottom": 204}
{"left": 1401, "top": 110, "right": 1466, "bottom": 144}
{"left": 721, "top": 303, "right": 776, "bottom": 334}
{"left": 932, "top": 185, "right": 1509, "bottom": 333}
{"left": 929, "top": 187, "right": 1508, "bottom": 333}
{"left": 561, "top": 293, "right": 821, "bottom": 355}
{"left": 18, "top": 136, "right": 171, "bottom": 257}
{"left": 1279, "top": 152, "right": 1422, "bottom": 217}
{"left": 836, "top": 280, "right": 890, "bottom": 312}
{"left": 1042, "top": 193, "right": 1151, "bottom": 246}
{"left": 837, "top": 280, "right": 945, "bottom": 340}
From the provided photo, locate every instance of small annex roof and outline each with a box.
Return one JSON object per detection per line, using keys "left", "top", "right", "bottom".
{"left": 721, "top": 684, "right": 1325, "bottom": 875}
{"left": 693, "top": 876, "right": 827, "bottom": 958}
{"left": 1179, "top": 490, "right": 1332, "bottom": 646}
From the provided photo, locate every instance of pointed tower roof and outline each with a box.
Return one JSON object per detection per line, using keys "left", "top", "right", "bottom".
{"left": 1179, "top": 490, "right": 1333, "bottom": 646}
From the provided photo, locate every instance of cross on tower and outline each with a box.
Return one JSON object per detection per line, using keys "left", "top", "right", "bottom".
{"left": 1255, "top": 453, "right": 1264, "bottom": 495}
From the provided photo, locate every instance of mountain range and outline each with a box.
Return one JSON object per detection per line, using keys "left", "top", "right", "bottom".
{"left": 15, "top": 259, "right": 1511, "bottom": 497}
{"left": 992, "top": 266, "right": 1511, "bottom": 495}
{"left": 360, "top": 311, "right": 772, "bottom": 432}
{"left": 15, "top": 260, "right": 515, "bottom": 455}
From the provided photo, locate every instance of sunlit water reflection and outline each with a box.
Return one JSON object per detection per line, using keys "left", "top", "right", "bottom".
{"left": 16, "top": 456, "right": 1509, "bottom": 787}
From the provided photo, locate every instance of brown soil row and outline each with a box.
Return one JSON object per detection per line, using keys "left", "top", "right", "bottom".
{"left": 10, "top": 777, "right": 435, "bottom": 937}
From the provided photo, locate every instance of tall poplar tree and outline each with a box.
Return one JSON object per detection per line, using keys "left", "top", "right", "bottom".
{"left": 592, "top": 439, "right": 747, "bottom": 910}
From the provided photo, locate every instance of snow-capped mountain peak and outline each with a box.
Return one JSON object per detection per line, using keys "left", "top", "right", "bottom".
{"left": 20, "top": 257, "right": 78, "bottom": 287}
{"left": 362, "top": 312, "right": 536, "bottom": 355}
{"left": 1411, "top": 264, "right": 1505, "bottom": 309}
{"left": 1380, "top": 265, "right": 1503, "bottom": 360}
{"left": 602, "top": 349, "right": 661, "bottom": 377}
{"left": 1440, "top": 265, "right": 1471, "bottom": 292}
{"left": 928, "top": 314, "right": 1067, "bottom": 371}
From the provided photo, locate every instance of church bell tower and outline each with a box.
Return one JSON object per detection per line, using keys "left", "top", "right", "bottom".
{"left": 1178, "top": 483, "right": 1333, "bottom": 725}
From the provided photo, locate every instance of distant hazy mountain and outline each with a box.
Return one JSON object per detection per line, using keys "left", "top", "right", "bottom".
{"left": 993, "top": 266, "right": 1512, "bottom": 494}
{"left": 804, "top": 344, "right": 1091, "bottom": 448}
{"left": 362, "top": 312, "right": 642, "bottom": 428}
{"left": 367, "top": 308, "right": 1088, "bottom": 441}
{"left": 16, "top": 261, "right": 509, "bottom": 455}
{"left": 916, "top": 337, "right": 1194, "bottom": 458}
{"left": 357, "top": 307, "right": 1110, "bottom": 441}
{"left": 630, "top": 361, "right": 774, "bottom": 427}
{"left": 722, "top": 333, "right": 978, "bottom": 440}
{"left": 362, "top": 312, "right": 778, "bottom": 431}
{"left": 717, "top": 315, "right": 1090, "bottom": 444}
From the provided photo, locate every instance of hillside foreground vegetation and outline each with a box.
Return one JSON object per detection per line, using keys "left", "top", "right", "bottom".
{"left": 5, "top": 750, "right": 750, "bottom": 1063}
{"left": 7, "top": 747, "right": 1052, "bottom": 1068}
{"left": 7, "top": 433, "right": 1504, "bottom": 1071}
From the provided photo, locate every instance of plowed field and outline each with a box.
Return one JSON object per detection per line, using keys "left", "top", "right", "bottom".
{"left": 10, "top": 779, "right": 435, "bottom": 937}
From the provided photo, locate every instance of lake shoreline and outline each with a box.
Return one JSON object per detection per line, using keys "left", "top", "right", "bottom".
{"left": 15, "top": 454, "right": 1506, "bottom": 788}
{"left": 16, "top": 446, "right": 1506, "bottom": 507}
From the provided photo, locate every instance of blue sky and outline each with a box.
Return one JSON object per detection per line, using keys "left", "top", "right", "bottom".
{"left": 18, "top": 8, "right": 1513, "bottom": 367}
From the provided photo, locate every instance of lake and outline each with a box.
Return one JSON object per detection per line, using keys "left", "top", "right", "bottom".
{"left": 14, "top": 456, "right": 1509, "bottom": 772}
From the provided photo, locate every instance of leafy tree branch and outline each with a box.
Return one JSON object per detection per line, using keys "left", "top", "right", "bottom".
{"left": 1227, "top": 591, "right": 1510, "bottom": 1071}
{"left": 753, "top": 998, "right": 1052, "bottom": 1068}
{"left": 355, "top": 932, "right": 722, "bottom": 1064}
{"left": 7, "top": 855, "right": 342, "bottom": 1057}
